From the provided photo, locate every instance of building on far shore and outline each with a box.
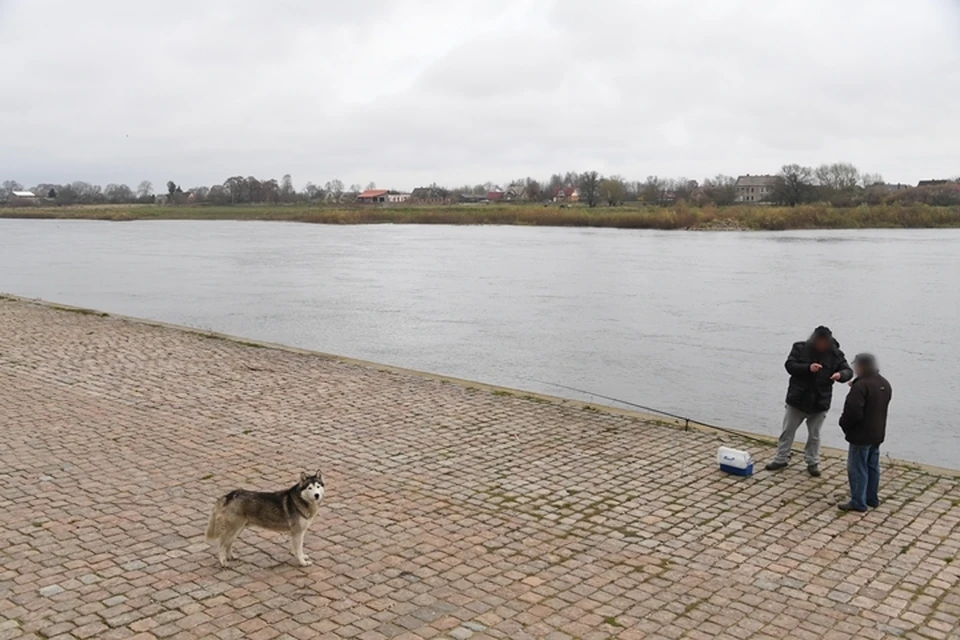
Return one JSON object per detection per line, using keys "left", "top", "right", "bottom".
{"left": 552, "top": 187, "right": 579, "bottom": 203}
{"left": 877, "top": 183, "right": 912, "bottom": 193}
{"left": 356, "top": 189, "right": 389, "bottom": 204}
{"left": 504, "top": 184, "right": 528, "bottom": 201}
{"left": 355, "top": 190, "right": 411, "bottom": 204}
{"left": 734, "top": 175, "right": 778, "bottom": 202}
{"left": 410, "top": 186, "right": 451, "bottom": 204}
{"left": 5, "top": 190, "right": 40, "bottom": 205}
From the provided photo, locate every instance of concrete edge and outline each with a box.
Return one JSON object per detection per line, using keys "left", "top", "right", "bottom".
{"left": 3, "top": 292, "right": 958, "bottom": 479}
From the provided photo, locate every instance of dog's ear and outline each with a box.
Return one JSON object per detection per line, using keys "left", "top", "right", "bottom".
{"left": 301, "top": 471, "right": 309, "bottom": 483}
{"left": 315, "top": 469, "right": 323, "bottom": 481}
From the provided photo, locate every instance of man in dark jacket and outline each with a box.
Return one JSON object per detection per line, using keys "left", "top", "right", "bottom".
{"left": 838, "top": 353, "right": 892, "bottom": 512}
{"left": 766, "top": 326, "right": 853, "bottom": 476}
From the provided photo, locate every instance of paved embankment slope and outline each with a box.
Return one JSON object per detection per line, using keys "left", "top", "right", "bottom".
{"left": 1, "top": 297, "right": 958, "bottom": 639}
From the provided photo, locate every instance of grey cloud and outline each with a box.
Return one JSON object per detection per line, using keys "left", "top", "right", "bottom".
{"left": 1, "top": 0, "right": 958, "bottom": 190}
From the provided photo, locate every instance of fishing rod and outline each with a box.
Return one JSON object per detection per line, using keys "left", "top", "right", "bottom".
{"left": 528, "top": 379, "right": 761, "bottom": 440}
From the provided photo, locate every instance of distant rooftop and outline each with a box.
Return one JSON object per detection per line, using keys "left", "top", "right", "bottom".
{"left": 357, "top": 189, "right": 389, "bottom": 198}
{"left": 735, "top": 175, "right": 778, "bottom": 187}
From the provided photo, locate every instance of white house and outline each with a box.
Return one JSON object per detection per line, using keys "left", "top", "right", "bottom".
{"left": 734, "top": 175, "right": 778, "bottom": 203}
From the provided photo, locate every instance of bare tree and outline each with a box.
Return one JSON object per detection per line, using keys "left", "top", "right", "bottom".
{"left": 302, "top": 182, "right": 321, "bottom": 202}
{"left": 261, "top": 178, "right": 280, "bottom": 203}
{"left": 832, "top": 163, "right": 860, "bottom": 191}
{"left": 579, "top": 171, "right": 602, "bottom": 208}
{"left": 281, "top": 174, "right": 295, "bottom": 202}
{"left": 813, "top": 162, "right": 860, "bottom": 205}
{"left": 2, "top": 180, "right": 23, "bottom": 200}
{"left": 191, "top": 186, "right": 210, "bottom": 202}
{"left": 547, "top": 174, "right": 564, "bottom": 198}
{"left": 640, "top": 176, "right": 667, "bottom": 205}
{"left": 860, "top": 173, "right": 884, "bottom": 188}
{"left": 525, "top": 177, "right": 542, "bottom": 202}
{"left": 774, "top": 164, "right": 815, "bottom": 206}
{"left": 57, "top": 185, "right": 75, "bottom": 204}
{"left": 223, "top": 176, "right": 245, "bottom": 204}
{"left": 206, "top": 184, "right": 227, "bottom": 204}
{"left": 136, "top": 180, "right": 153, "bottom": 201}
{"left": 814, "top": 164, "right": 832, "bottom": 190}
{"left": 702, "top": 175, "right": 736, "bottom": 206}
{"left": 245, "top": 176, "right": 263, "bottom": 203}
{"left": 104, "top": 183, "right": 135, "bottom": 203}
{"left": 324, "top": 179, "right": 344, "bottom": 203}
{"left": 64, "top": 181, "right": 98, "bottom": 204}
{"left": 815, "top": 162, "right": 860, "bottom": 192}
{"left": 672, "top": 178, "right": 698, "bottom": 202}
{"left": 600, "top": 176, "right": 626, "bottom": 206}
{"left": 30, "top": 183, "right": 57, "bottom": 198}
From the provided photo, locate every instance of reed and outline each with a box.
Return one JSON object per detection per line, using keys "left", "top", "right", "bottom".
{"left": 3, "top": 202, "right": 959, "bottom": 230}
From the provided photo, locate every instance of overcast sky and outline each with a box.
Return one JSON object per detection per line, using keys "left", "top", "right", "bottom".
{"left": 2, "top": 0, "right": 958, "bottom": 190}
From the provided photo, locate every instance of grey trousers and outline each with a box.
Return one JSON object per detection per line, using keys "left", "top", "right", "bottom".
{"left": 774, "top": 404, "right": 827, "bottom": 466}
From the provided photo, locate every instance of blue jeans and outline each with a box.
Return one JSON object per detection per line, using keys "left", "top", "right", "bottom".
{"left": 847, "top": 444, "right": 880, "bottom": 510}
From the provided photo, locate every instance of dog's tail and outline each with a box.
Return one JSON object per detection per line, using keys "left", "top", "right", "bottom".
{"left": 205, "top": 495, "right": 229, "bottom": 540}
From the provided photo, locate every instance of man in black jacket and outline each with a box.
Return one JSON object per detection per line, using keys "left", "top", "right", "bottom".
{"left": 838, "top": 353, "right": 893, "bottom": 512}
{"left": 766, "top": 326, "right": 853, "bottom": 476}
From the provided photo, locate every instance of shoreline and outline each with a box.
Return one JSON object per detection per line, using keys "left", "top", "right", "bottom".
{"left": 4, "top": 292, "right": 957, "bottom": 478}
{"left": 2, "top": 202, "right": 960, "bottom": 231}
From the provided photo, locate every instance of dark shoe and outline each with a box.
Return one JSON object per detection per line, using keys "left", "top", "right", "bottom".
{"left": 765, "top": 461, "right": 788, "bottom": 471}
{"left": 807, "top": 465, "right": 821, "bottom": 477}
{"left": 867, "top": 500, "right": 881, "bottom": 509}
{"left": 837, "top": 502, "right": 867, "bottom": 513}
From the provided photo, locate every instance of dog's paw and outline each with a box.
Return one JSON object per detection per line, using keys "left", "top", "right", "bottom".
{"left": 297, "top": 557, "right": 313, "bottom": 567}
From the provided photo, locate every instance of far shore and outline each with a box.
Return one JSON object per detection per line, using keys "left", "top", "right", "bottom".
{"left": 2, "top": 202, "right": 960, "bottom": 231}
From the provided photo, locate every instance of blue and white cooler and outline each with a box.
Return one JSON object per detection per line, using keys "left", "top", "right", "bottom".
{"left": 717, "top": 446, "right": 754, "bottom": 477}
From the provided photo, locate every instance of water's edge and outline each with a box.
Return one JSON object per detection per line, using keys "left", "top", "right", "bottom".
{"left": 5, "top": 292, "right": 957, "bottom": 477}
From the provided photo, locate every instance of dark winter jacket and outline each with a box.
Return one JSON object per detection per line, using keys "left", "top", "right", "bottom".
{"left": 839, "top": 373, "right": 893, "bottom": 446}
{"left": 784, "top": 339, "right": 853, "bottom": 413}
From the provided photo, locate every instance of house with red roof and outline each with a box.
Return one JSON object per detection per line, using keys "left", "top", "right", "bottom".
{"left": 356, "top": 189, "right": 389, "bottom": 204}
{"left": 553, "top": 187, "right": 580, "bottom": 203}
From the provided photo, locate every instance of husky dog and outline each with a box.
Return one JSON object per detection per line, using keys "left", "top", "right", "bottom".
{"left": 205, "top": 471, "right": 325, "bottom": 567}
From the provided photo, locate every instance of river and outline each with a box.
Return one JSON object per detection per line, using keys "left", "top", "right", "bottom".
{"left": 1, "top": 219, "right": 957, "bottom": 469}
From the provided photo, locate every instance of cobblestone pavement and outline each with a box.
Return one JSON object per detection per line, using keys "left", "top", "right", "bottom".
{"left": 1, "top": 298, "right": 959, "bottom": 640}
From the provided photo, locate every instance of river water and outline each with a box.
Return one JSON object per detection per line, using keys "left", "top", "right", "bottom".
{"left": 1, "top": 219, "right": 957, "bottom": 469}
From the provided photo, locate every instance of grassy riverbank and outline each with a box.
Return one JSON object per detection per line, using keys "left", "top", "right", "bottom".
{"left": 3, "top": 202, "right": 960, "bottom": 230}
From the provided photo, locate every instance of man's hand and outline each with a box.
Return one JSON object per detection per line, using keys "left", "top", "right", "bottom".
{"left": 830, "top": 372, "right": 842, "bottom": 381}
{"left": 810, "top": 363, "right": 823, "bottom": 373}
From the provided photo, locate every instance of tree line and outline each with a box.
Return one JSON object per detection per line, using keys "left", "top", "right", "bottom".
{"left": 3, "top": 163, "right": 958, "bottom": 208}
